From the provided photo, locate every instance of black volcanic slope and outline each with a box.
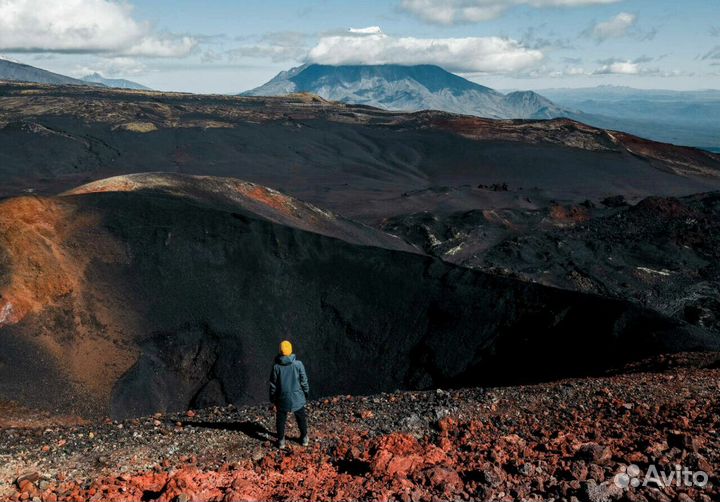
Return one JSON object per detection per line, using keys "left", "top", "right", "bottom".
{"left": 1, "top": 82, "right": 720, "bottom": 224}
{"left": 0, "top": 174, "right": 717, "bottom": 419}
{"left": 2, "top": 85, "right": 720, "bottom": 420}
{"left": 383, "top": 191, "right": 720, "bottom": 336}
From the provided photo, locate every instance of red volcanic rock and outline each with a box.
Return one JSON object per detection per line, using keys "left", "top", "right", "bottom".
{"left": 226, "top": 472, "right": 266, "bottom": 502}
{"left": 3, "top": 368, "right": 720, "bottom": 502}
{"left": 575, "top": 442, "right": 613, "bottom": 465}
{"left": 548, "top": 204, "right": 591, "bottom": 225}
{"left": 375, "top": 453, "right": 421, "bottom": 478}
{"left": 436, "top": 417, "right": 457, "bottom": 433}
{"left": 625, "top": 451, "right": 648, "bottom": 464}
{"left": 359, "top": 410, "right": 374, "bottom": 420}
{"left": 479, "top": 465, "right": 507, "bottom": 488}
{"left": 369, "top": 434, "right": 450, "bottom": 480}
{"left": 417, "top": 466, "right": 464, "bottom": 496}
{"left": 588, "top": 463, "right": 606, "bottom": 483}
{"left": 569, "top": 461, "right": 589, "bottom": 481}
{"left": 15, "top": 472, "right": 40, "bottom": 487}
{"left": 17, "top": 480, "right": 37, "bottom": 496}
{"left": 370, "top": 434, "right": 424, "bottom": 478}
{"left": 666, "top": 431, "right": 701, "bottom": 452}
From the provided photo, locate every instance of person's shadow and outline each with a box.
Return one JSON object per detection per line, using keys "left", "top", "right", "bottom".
{"left": 179, "top": 420, "right": 274, "bottom": 441}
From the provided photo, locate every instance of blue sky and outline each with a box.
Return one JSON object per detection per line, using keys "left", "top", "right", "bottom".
{"left": 0, "top": 0, "right": 718, "bottom": 93}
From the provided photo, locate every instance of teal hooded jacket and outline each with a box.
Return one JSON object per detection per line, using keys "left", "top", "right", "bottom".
{"left": 269, "top": 354, "right": 309, "bottom": 412}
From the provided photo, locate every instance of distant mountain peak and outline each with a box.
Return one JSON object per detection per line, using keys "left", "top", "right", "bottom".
{"left": 0, "top": 59, "right": 149, "bottom": 91}
{"left": 81, "top": 72, "right": 150, "bottom": 91}
{"left": 0, "top": 58, "right": 96, "bottom": 86}
{"left": 243, "top": 63, "right": 571, "bottom": 120}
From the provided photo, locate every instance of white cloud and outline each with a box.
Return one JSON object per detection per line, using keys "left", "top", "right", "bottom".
{"left": 594, "top": 60, "right": 639, "bottom": 74}
{"left": 307, "top": 28, "right": 543, "bottom": 73}
{"left": 591, "top": 59, "right": 666, "bottom": 75}
{"left": 74, "top": 57, "right": 146, "bottom": 78}
{"left": 121, "top": 36, "right": 197, "bottom": 58}
{"left": 349, "top": 26, "right": 383, "bottom": 34}
{"left": 0, "top": 0, "right": 196, "bottom": 57}
{"left": 400, "top": 0, "right": 622, "bottom": 25}
{"left": 518, "top": 57, "right": 669, "bottom": 78}
{"left": 565, "top": 66, "right": 589, "bottom": 76}
{"left": 599, "top": 63, "right": 683, "bottom": 76}
{"left": 590, "top": 12, "right": 637, "bottom": 41}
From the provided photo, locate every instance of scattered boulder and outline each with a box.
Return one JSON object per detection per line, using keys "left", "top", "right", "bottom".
{"left": 418, "top": 465, "right": 464, "bottom": 496}
{"left": 576, "top": 443, "right": 613, "bottom": 465}
{"left": 15, "top": 472, "right": 40, "bottom": 487}
{"left": 666, "top": 431, "right": 700, "bottom": 452}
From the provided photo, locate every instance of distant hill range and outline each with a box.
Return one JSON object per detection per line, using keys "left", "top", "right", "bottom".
{"left": 245, "top": 64, "right": 720, "bottom": 150}
{"left": 0, "top": 57, "right": 97, "bottom": 86}
{"left": 81, "top": 72, "right": 150, "bottom": 90}
{"left": 538, "top": 86, "right": 720, "bottom": 150}
{"left": 1, "top": 56, "right": 716, "bottom": 149}
{"left": 243, "top": 64, "right": 572, "bottom": 120}
{"left": 0, "top": 56, "right": 149, "bottom": 90}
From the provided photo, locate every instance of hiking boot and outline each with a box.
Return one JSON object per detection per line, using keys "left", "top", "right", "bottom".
{"left": 301, "top": 436, "right": 309, "bottom": 447}
{"left": 278, "top": 439, "right": 286, "bottom": 449}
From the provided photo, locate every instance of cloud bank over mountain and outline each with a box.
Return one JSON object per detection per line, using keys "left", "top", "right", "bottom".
{"left": 307, "top": 28, "right": 543, "bottom": 73}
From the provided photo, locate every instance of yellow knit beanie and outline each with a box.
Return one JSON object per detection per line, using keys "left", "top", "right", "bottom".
{"left": 280, "top": 340, "right": 293, "bottom": 356}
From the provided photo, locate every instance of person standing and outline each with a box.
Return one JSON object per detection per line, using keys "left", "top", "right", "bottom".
{"left": 268, "top": 340, "right": 309, "bottom": 448}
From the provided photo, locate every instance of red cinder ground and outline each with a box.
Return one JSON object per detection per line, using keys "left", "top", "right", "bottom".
{"left": 1, "top": 362, "right": 718, "bottom": 501}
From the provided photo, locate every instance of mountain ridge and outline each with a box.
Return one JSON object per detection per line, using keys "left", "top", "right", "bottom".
{"left": 537, "top": 85, "right": 720, "bottom": 149}
{"left": 0, "top": 58, "right": 97, "bottom": 87}
{"left": 0, "top": 57, "right": 149, "bottom": 90}
{"left": 81, "top": 72, "right": 150, "bottom": 90}
{"left": 243, "top": 63, "right": 573, "bottom": 120}
{"left": 2, "top": 80, "right": 719, "bottom": 214}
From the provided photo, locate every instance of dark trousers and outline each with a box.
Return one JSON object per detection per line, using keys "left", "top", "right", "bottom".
{"left": 276, "top": 406, "right": 308, "bottom": 440}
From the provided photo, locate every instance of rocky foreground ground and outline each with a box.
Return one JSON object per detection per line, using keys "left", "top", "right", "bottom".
{"left": 1, "top": 357, "right": 718, "bottom": 502}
